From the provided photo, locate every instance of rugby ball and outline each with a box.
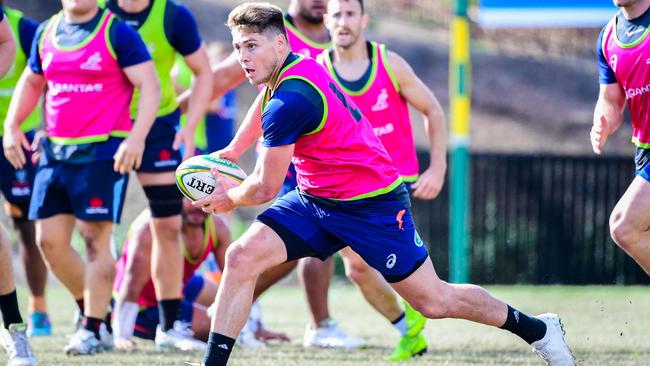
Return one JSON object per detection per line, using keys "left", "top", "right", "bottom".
{"left": 175, "top": 155, "right": 247, "bottom": 201}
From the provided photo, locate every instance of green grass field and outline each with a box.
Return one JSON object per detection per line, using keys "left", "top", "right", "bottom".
{"left": 11, "top": 284, "right": 650, "bottom": 365}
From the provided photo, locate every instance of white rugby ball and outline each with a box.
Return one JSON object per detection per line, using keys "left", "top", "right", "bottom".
{"left": 175, "top": 155, "right": 247, "bottom": 201}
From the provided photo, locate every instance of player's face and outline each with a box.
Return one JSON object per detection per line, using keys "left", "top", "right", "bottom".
{"left": 295, "top": 0, "right": 328, "bottom": 24}
{"left": 182, "top": 199, "right": 207, "bottom": 227}
{"left": 61, "top": 0, "right": 97, "bottom": 14}
{"left": 232, "top": 29, "right": 285, "bottom": 85}
{"left": 326, "top": 0, "right": 366, "bottom": 49}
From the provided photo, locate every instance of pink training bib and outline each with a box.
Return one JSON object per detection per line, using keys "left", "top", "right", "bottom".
{"left": 263, "top": 55, "right": 402, "bottom": 200}
{"left": 602, "top": 16, "right": 650, "bottom": 148}
{"left": 319, "top": 42, "right": 419, "bottom": 182}
{"left": 39, "top": 10, "right": 133, "bottom": 145}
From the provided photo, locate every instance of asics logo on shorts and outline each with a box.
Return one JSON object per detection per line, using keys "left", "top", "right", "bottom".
{"left": 386, "top": 253, "right": 397, "bottom": 269}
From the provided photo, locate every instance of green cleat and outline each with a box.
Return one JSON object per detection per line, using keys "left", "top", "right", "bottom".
{"left": 403, "top": 301, "right": 426, "bottom": 338}
{"left": 386, "top": 333, "right": 428, "bottom": 362}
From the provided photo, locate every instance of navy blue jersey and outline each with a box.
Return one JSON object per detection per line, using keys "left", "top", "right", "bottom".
{"left": 29, "top": 8, "right": 151, "bottom": 74}
{"left": 105, "top": 0, "right": 202, "bottom": 56}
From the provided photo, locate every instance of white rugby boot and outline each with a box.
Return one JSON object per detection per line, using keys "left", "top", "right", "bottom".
{"left": 99, "top": 323, "right": 114, "bottom": 351}
{"left": 531, "top": 313, "right": 576, "bottom": 366}
{"left": 64, "top": 328, "right": 102, "bottom": 356}
{"left": 155, "top": 320, "right": 207, "bottom": 352}
{"left": 303, "top": 318, "right": 366, "bottom": 349}
{"left": 1, "top": 324, "right": 37, "bottom": 366}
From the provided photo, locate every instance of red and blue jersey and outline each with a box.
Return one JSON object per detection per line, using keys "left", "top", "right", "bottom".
{"left": 113, "top": 213, "right": 217, "bottom": 308}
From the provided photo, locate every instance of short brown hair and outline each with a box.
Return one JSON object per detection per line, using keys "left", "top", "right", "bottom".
{"left": 227, "top": 2, "right": 287, "bottom": 38}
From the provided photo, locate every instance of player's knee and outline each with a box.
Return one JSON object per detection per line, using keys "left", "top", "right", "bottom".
{"left": 411, "top": 298, "right": 451, "bottom": 320}
{"left": 37, "top": 234, "right": 59, "bottom": 256}
{"left": 225, "top": 243, "right": 260, "bottom": 278}
{"left": 143, "top": 185, "right": 183, "bottom": 218}
{"left": 78, "top": 228, "right": 110, "bottom": 262}
{"left": 407, "top": 282, "right": 454, "bottom": 319}
{"left": 609, "top": 212, "right": 638, "bottom": 251}
{"left": 344, "top": 258, "right": 371, "bottom": 284}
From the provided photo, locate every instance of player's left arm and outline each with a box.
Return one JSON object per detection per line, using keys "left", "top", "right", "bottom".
{"left": 0, "top": 16, "right": 16, "bottom": 78}
{"left": 194, "top": 144, "right": 294, "bottom": 213}
{"left": 211, "top": 215, "right": 233, "bottom": 269}
{"left": 387, "top": 51, "right": 447, "bottom": 200}
{"left": 170, "top": 5, "right": 212, "bottom": 159}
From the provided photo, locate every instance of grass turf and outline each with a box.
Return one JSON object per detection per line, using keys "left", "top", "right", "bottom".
{"left": 10, "top": 284, "right": 650, "bottom": 365}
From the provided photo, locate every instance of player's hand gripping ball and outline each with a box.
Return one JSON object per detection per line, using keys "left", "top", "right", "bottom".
{"left": 175, "top": 155, "right": 247, "bottom": 201}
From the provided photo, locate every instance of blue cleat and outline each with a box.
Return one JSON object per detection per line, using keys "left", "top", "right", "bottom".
{"left": 27, "top": 312, "right": 52, "bottom": 337}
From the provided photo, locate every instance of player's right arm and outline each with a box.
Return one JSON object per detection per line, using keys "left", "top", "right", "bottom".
{"left": 591, "top": 28, "right": 625, "bottom": 155}
{"left": 0, "top": 15, "right": 16, "bottom": 77}
{"left": 3, "top": 21, "right": 45, "bottom": 169}
{"left": 592, "top": 84, "right": 625, "bottom": 155}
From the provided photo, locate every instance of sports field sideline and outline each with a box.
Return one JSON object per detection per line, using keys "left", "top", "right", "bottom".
{"left": 17, "top": 284, "right": 650, "bottom": 365}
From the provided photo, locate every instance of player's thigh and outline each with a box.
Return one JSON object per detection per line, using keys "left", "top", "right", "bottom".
{"left": 35, "top": 214, "right": 75, "bottom": 250}
{"left": 611, "top": 175, "right": 650, "bottom": 231}
{"left": 75, "top": 220, "right": 113, "bottom": 250}
{"left": 226, "top": 221, "right": 293, "bottom": 275}
{"left": 256, "top": 190, "right": 345, "bottom": 263}
{"left": 389, "top": 256, "right": 448, "bottom": 315}
{"left": 340, "top": 246, "right": 369, "bottom": 270}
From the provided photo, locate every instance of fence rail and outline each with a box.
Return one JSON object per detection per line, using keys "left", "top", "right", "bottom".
{"left": 412, "top": 151, "right": 649, "bottom": 285}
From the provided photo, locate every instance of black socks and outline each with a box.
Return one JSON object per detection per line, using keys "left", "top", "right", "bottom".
{"left": 158, "top": 298, "right": 181, "bottom": 332}
{"left": 500, "top": 305, "right": 547, "bottom": 344}
{"left": 203, "top": 332, "right": 236, "bottom": 366}
{"left": 0, "top": 290, "right": 23, "bottom": 328}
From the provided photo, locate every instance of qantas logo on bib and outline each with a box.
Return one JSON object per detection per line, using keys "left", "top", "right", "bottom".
{"left": 371, "top": 88, "right": 389, "bottom": 112}
{"left": 86, "top": 197, "right": 109, "bottom": 215}
{"left": 80, "top": 52, "right": 103, "bottom": 71}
